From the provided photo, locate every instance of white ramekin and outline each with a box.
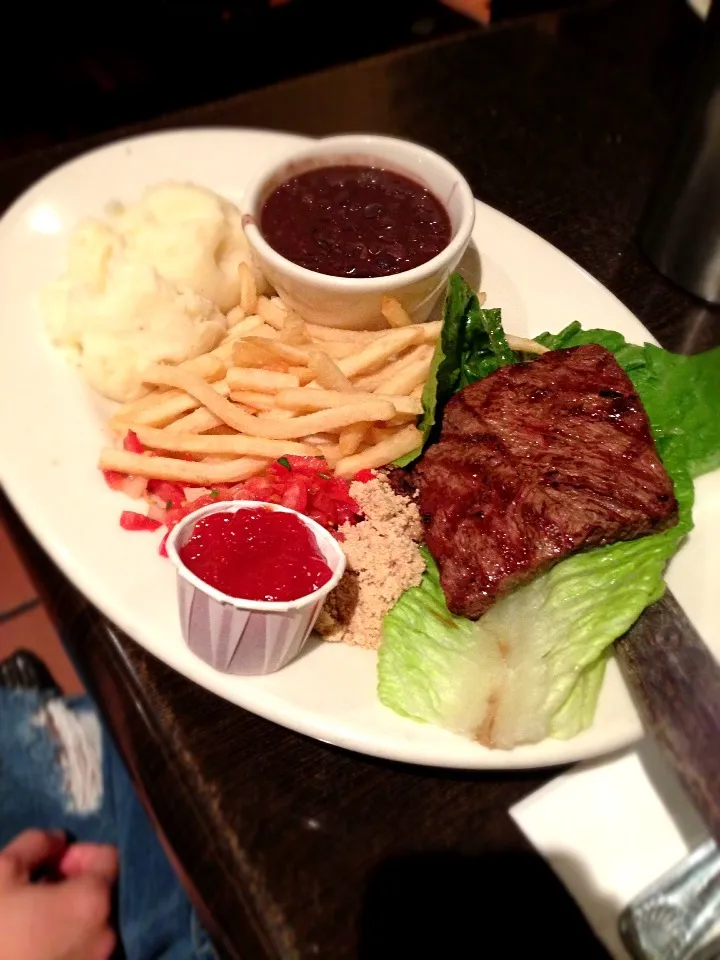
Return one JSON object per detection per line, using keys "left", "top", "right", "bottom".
{"left": 166, "top": 501, "right": 346, "bottom": 675}
{"left": 242, "top": 134, "right": 475, "bottom": 330}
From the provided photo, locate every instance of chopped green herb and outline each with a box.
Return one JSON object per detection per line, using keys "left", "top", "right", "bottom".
{"left": 210, "top": 488, "right": 219, "bottom": 498}
{"left": 318, "top": 473, "right": 330, "bottom": 479}
{"left": 277, "top": 457, "right": 291, "bottom": 470}
{"left": 165, "top": 500, "right": 173, "bottom": 509}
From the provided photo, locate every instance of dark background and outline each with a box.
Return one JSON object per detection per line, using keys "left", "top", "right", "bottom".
{"left": 3, "top": 0, "right": 587, "bottom": 159}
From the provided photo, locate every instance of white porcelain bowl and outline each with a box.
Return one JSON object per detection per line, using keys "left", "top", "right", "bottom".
{"left": 166, "top": 501, "right": 346, "bottom": 675}
{"left": 242, "top": 134, "right": 475, "bottom": 330}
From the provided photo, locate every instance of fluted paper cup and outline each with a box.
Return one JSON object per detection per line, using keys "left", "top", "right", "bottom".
{"left": 166, "top": 501, "right": 346, "bottom": 675}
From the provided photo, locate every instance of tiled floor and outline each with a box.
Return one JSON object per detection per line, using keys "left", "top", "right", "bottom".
{"left": 0, "top": 519, "right": 83, "bottom": 695}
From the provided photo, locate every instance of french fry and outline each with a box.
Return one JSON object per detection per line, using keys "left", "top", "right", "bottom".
{"left": 374, "top": 355, "right": 432, "bottom": 396}
{"left": 225, "top": 314, "right": 265, "bottom": 337}
{"left": 118, "top": 354, "right": 226, "bottom": 424}
{"left": 241, "top": 339, "right": 345, "bottom": 380}
{"left": 241, "top": 323, "right": 280, "bottom": 341}
{"left": 335, "top": 425, "right": 422, "bottom": 478}
{"left": 253, "top": 401, "right": 395, "bottom": 437}
{"left": 209, "top": 341, "right": 238, "bottom": 364}
{"left": 122, "top": 379, "right": 231, "bottom": 428}
{"left": 220, "top": 319, "right": 273, "bottom": 350}
{"left": 288, "top": 366, "right": 315, "bottom": 386}
{"left": 505, "top": 335, "right": 550, "bottom": 355}
{"left": 256, "top": 295, "right": 286, "bottom": 330}
{"left": 317, "top": 341, "right": 358, "bottom": 359}
{"left": 338, "top": 422, "right": 370, "bottom": 458}
{"left": 417, "top": 320, "right": 442, "bottom": 342}
{"left": 180, "top": 354, "right": 227, "bottom": 381}
{"left": 369, "top": 425, "right": 400, "bottom": 444}
{"left": 241, "top": 337, "right": 308, "bottom": 366}
{"left": 353, "top": 344, "right": 433, "bottom": 391}
{"left": 385, "top": 413, "right": 419, "bottom": 428}
{"left": 308, "top": 349, "right": 354, "bottom": 391}
{"left": 275, "top": 388, "right": 422, "bottom": 416}
{"left": 278, "top": 314, "right": 310, "bottom": 345}
{"left": 110, "top": 387, "right": 175, "bottom": 427}
{"left": 334, "top": 327, "right": 425, "bottom": 380}
{"left": 112, "top": 355, "right": 226, "bottom": 428}
{"left": 199, "top": 454, "right": 240, "bottom": 465}
{"left": 239, "top": 262, "right": 258, "bottom": 315}
{"left": 226, "top": 305, "right": 245, "bottom": 326}
{"left": 245, "top": 334, "right": 352, "bottom": 359}
{"left": 169, "top": 408, "right": 224, "bottom": 433}
{"left": 304, "top": 323, "right": 383, "bottom": 343}
{"left": 128, "top": 426, "right": 320, "bottom": 458}
{"left": 270, "top": 295, "right": 288, "bottom": 313}
{"left": 228, "top": 390, "right": 276, "bottom": 411}
{"left": 232, "top": 340, "right": 286, "bottom": 370}
{"left": 300, "top": 433, "right": 337, "bottom": 446}
{"left": 99, "top": 448, "right": 269, "bottom": 484}
{"left": 226, "top": 368, "right": 300, "bottom": 393}
{"left": 320, "top": 444, "right": 342, "bottom": 468}
{"left": 381, "top": 296, "right": 413, "bottom": 328}
{"left": 142, "top": 364, "right": 396, "bottom": 439}
{"left": 255, "top": 408, "right": 297, "bottom": 421}
{"left": 410, "top": 383, "right": 424, "bottom": 398}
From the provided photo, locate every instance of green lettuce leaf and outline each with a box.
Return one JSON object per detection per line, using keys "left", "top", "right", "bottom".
{"left": 380, "top": 523, "right": 682, "bottom": 747}
{"left": 379, "top": 312, "right": 720, "bottom": 748}
{"left": 394, "top": 274, "right": 517, "bottom": 467}
{"left": 537, "top": 323, "right": 720, "bottom": 495}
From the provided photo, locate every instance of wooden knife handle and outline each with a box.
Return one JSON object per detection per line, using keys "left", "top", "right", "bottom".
{"left": 616, "top": 591, "right": 720, "bottom": 845}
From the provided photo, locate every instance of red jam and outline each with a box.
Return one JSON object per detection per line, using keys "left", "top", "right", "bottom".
{"left": 179, "top": 508, "right": 332, "bottom": 602}
{"left": 260, "top": 164, "right": 451, "bottom": 278}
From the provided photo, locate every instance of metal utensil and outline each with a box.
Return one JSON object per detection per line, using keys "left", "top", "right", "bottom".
{"left": 616, "top": 591, "right": 720, "bottom": 958}
{"left": 620, "top": 839, "right": 720, "bottom": 960}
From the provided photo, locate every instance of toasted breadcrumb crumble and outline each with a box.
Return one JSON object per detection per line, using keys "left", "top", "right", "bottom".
{"left": 316, "top": 475, "right": 425, "bottom": 649}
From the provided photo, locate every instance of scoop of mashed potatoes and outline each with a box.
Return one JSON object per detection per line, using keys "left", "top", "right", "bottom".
{"left": 41, "top": 182, "right": 267, "bottom": 402}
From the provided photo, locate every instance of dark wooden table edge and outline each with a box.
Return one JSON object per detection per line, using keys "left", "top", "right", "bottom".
{"left": 0, "top": 1, "right": 605, "bottom": 183}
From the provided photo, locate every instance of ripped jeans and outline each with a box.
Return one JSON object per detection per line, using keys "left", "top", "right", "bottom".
{"left": 0, "top": 688, "right": 214, "bottom": 960}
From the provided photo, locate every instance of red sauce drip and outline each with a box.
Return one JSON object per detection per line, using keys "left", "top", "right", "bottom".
{"left": 179, "top": 508, "right": 332, "bottom": 602}
{"left": 260, "top": 164, "right": 451, "bottom": 278}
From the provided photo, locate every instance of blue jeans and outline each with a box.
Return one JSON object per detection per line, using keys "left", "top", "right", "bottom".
{"left": 0, "top": 688, "right": 214, "bottom": 960}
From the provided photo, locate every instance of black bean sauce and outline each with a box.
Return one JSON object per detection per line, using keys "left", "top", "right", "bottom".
{"left": 259, "top": 165, "right": 452, "bottom": 278}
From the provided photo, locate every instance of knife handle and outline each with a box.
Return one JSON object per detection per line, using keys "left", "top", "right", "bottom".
{"left": 616, "top": 591, "right": 720, "bottom": 846}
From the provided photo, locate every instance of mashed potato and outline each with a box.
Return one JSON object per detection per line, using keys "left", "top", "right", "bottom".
{"left": 42, "top": 182, "right": 266, "bottom": 402}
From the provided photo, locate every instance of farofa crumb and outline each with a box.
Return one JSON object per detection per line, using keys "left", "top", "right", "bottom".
{"left": 316, "top": 475, "right": 425, "bottom": 649}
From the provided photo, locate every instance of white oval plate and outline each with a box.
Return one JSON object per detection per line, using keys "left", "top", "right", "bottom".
{"left": 1, "top": 128, "right": 718, "bottom": 770}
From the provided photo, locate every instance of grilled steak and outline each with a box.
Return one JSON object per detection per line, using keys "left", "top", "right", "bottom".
{"left": 412, "top": 344, "right": 678, "bottom": 619}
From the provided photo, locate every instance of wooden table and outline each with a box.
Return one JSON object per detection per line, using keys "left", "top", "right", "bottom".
{"left": 3, "top": 0, "right": 719, "bottom": 956}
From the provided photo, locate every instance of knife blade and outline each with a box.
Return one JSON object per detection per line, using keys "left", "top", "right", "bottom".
{"left": 616, "top": 589, "right": 720, "bottom": 845}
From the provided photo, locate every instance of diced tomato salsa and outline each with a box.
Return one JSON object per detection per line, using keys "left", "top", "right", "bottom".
{"left": 107, "top": 433, "right": 365, "bottom": 554}
{"left": 119, "top": 511, "right": 162, "bottom": 532}
{"left": 122, "top": 430, "right": 144, "bottom": 455}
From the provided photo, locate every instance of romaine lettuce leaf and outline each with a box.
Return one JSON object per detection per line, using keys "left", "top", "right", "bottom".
{"left": 379, "top": 304, "right": 720, "bottom": 748}
{"left": 394, "top": 274, "right": 516, "bottom": 467}
{"left": 380, "top": 525, "right": 682, "bottom": 747}
{"left": 537, "top": 322, "right": 720, "bottom": 494}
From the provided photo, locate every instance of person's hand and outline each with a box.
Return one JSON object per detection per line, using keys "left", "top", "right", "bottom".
{"left": 0, "top": 829, "right": 118, "bottom": 960}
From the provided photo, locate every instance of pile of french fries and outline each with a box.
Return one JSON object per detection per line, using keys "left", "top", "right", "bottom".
{"left": 99, "top": 266, "right": 442, "bottom": 487}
